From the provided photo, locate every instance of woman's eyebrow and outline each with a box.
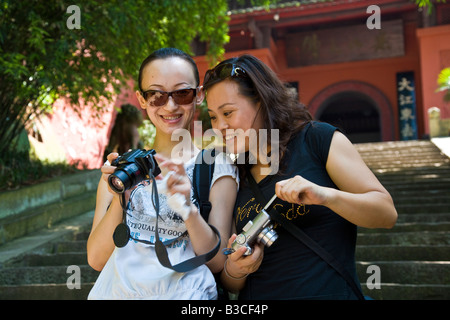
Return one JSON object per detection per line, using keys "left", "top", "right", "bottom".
{"left": 144, "top": 82, "right": 192, "bottom": 91}
{"left": 207, "top": 103, "right": 236, "bottom": 112}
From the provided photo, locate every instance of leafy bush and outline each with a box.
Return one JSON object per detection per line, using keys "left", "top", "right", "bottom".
{"left": 0, "top": 150, "right": 81, "bottom": 192}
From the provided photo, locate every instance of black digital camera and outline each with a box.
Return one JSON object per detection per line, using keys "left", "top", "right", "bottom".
{"left": 108, "top": 149, "right": 161, "bottom": 193}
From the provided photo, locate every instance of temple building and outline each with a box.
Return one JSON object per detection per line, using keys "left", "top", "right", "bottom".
{"left": 29, "top": 0, "right": 450, "bottom": 168}
{"left": 194, "top": 0, "right": 450, "bottom": 143}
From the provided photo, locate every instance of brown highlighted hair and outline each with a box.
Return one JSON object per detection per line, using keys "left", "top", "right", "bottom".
{"left": 203, "top": 54, "right": 312, "bottom": 174}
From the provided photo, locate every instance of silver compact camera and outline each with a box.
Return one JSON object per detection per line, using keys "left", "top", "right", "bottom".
{"left": 231, "top": 195, "right": 278, "bottom": 255}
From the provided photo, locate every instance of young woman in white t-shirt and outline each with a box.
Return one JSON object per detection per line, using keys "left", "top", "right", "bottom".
{"left": 87, "top": 48, "right": 238, "bottom": 299}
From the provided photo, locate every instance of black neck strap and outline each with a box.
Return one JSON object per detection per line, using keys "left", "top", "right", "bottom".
{"left": 113, "top": 173, "right": 221, "bottom": 273}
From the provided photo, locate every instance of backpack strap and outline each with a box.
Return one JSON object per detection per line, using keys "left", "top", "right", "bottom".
{"left": 192, "top": 148, "right": 216, "bottom": 221}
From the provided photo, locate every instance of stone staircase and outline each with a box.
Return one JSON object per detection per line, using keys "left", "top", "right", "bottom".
{"left": 0, "top": 170, "right": 100, "bottom": 299}
{"left": 0, "top": 140, "right": 449, "bottom": 300}
{"left": 354, "top": 140, "right": 450, "bottom": 299}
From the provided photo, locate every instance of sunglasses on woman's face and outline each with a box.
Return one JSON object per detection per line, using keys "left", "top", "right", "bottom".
{"left": 204, "top": 63, "right": 247, "bottom": 85}
{"left": 142, "top": 88, "right": 197, "bottom": 107}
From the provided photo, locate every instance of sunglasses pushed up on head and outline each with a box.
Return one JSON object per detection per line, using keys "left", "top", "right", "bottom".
{"left": 203, "top": 63, "right": 247, "bottom": 87}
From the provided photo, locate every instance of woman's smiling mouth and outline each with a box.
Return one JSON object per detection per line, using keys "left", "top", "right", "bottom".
{"left": 161, "top": 114, "right": 182, "bottom": 122}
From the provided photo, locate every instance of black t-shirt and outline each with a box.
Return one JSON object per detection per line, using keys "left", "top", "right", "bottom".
{"left": 235, "top": 121, "right": 361, "bottom": 300}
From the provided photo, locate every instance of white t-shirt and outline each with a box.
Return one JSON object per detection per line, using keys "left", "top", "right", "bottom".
{"left": 88, "top": 152, "right": 238, "bottom": 300}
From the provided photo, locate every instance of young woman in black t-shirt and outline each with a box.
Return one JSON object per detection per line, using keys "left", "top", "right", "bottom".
{"left": 202, "top": 54, "right": 398, "bottom": 299}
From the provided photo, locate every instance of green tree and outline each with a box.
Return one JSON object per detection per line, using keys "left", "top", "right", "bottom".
{"left": 437, "top": 67, "right": 450, "bottom": 102}
{"left": 415, "top": 0, "right": 447, "bottom": 13}
{"left": 0, "top": 0, "right": 282, "bottom": 164}
{"left": 0, "top": 0, "right": 232, "bottom": 163}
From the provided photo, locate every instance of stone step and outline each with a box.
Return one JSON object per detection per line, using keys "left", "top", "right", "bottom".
{"left": 54, "top": 240, "right": 87, "bottom": 253}
{"left": 396, "top": 213, "right": 450, "bottom": 223}
{"left": 359, "top": 152, "right": 443, "bottom": 159}
{"left": 393, "top": 175, "right": 450, "bottom": 184}
{"left": 73, "top": 231, "right": 90, "bottom": 241}
{"left": 0, "top": 170, "right": 100, "bottom": 220}
{"left": 359, "top": 222, "right": 450, "bottom": 233}
{"left": 356, "top": 261, "right": 450, "bottom": 285}
{"left": 2, "top": 262, "right": 448, "bottom": 300}
{"left": 374, "top": 167, "right": 450, "bottom": 180}
{"left": 361, "top": 153, "right": 448, "bottom": 161}
{"left": 0, "top": 283, "right": 94, "bottom": 300}
{"left": 358, "top": 144, "right": 443, "bottom": 152}
{"left": 389, "top": 187, "right": 450, "bottom": 196}
{"left": 382, "top": 180, "right": 450, "bottom": 190}
{"left": 390, "top": 195, "right": 450, "bottom": 205}
{"left": 387, "top": 190, "right": 450, "bottom": 199}
{"left": 360, "top": 283, "right": 450, "bottom": 300}
{"left": 364, "top": 159, "right": 450, "bottom": 168}
{"left": 393, "top": 220, "right": 450, "bottom": 232}
{"left": 361, "top": 150, "right": 448, "bottom": 158}
{"left": 10, "top": 252, "right": 88, "bottom": 267}
{"left": 355, "top": 245, "right": 450, "bottom": 261}
{"left": 395, "top": 203, "right": 450, "bottom": 214}
{"left": 369, "top": 167, "right": 449, "bottom": 175}
{"left": 3, "top": 282, "right": 449, "bottom": 300}
{"left": 0, "top": 265, "right": 99, "bottom": 286}
{"left": 357, "top": 144, "right": 446, "bottom": 155}
{"left": 367, "top": 162, "right": 450, "bottom": 171}
{"left": 0, "top": 191, "right": 96, "bottom": 245}
{"left": 360, "top": 150, "right": 446, "bottom": 158}
{"left": 0, "top": 211, "right": 94, "bottom": 268}
{"left": 357, "top": 231, "right": 450, "bottom": 245}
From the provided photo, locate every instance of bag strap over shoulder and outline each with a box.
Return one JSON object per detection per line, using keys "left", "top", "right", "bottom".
{"left": 246, "top": 173, "right": 365, "bottom": 300}
{"left": 192, "top": 148, "right": 216, "bottom": 221}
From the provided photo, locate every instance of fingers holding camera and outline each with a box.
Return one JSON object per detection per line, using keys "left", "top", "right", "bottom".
{"left": 101, "top": 153, "right": 119, "bottom": 182}
{"left": 224, "top": 234, "right": 264, "bottom": 279}
{"left": 107, "top": 152, "right": 119, "bottom": 164}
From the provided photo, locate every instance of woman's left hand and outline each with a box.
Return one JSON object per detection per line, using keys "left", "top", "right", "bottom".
{"left": 275, "top": 175, "right": 330, "bottom": 206}
{"left": 154, "top": 154, "right": 191, "bottom": 204}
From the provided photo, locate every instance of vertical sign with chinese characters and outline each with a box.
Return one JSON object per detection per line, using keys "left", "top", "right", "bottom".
{"left": 396, "top": 72, "right": 418, "bottom": 140}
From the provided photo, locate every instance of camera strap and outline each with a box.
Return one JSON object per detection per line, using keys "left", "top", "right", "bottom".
{"left": 150, "top": 174, "right": 221, "bottom": 273}
{"left": 114, "top": 193, "right": 188, "bottom": 248}
{"left": 114, "top": 173, "right": 221, "bottom": 273}
{"left": 246, "top": 173, "right": 365, "bottom": 300}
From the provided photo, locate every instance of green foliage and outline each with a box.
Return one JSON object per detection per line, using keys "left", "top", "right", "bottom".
{"left": 138, "top": 120, "right": 157, "bottom": 150}
{"left": 414, "top": 0, "right": 447, "bottom": 14}
{"left": 0, "top": 0, "right": 282, "bottom": 190}
{"left": 0, "top": 0, "right": 231, "bottom": 161}
{"left": 437, "top": 67, "right": 450, "bottom": 102}
{"left": 0, "top": 148, "right": 81, "bottom": 192}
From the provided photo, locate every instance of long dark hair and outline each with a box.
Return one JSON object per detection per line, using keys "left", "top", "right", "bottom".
{"left": 138, "top": 47, "right": 200, "bottom": 92}
{"left": 203, "top": 54, "right": 312, "bottom": 177}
